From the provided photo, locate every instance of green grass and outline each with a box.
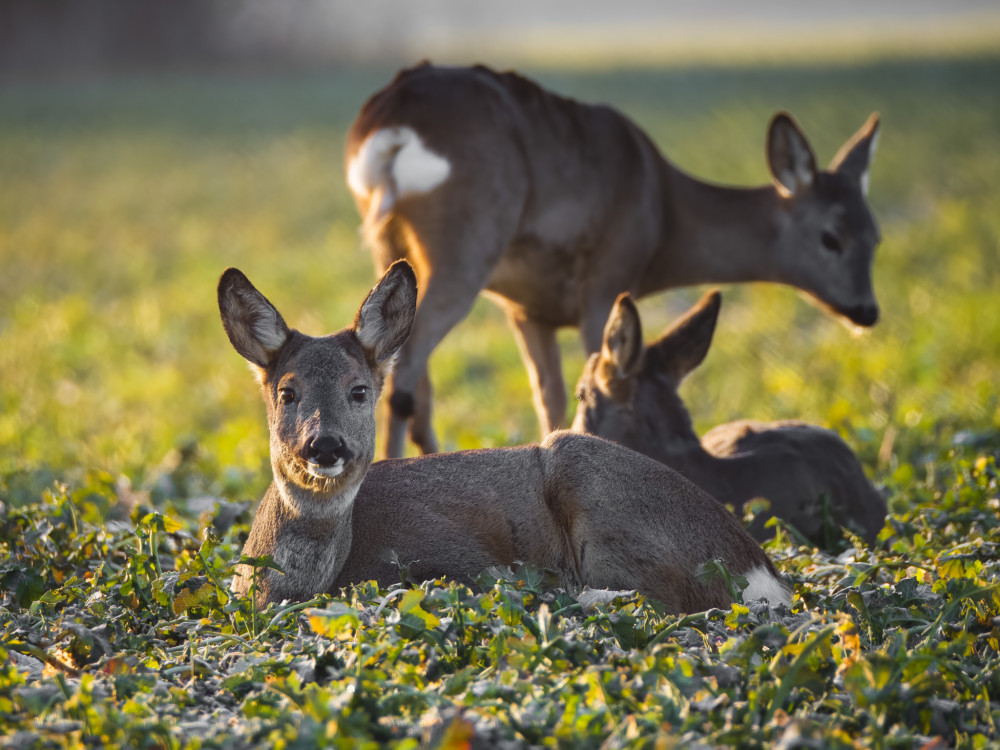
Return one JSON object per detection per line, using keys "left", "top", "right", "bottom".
{"left": 1, "top": 52, "right": 999, "bottom": 747}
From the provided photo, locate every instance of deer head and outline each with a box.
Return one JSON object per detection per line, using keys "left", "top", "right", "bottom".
{"left": 767, "top": 112, "right": 881, "bottom": 327}
{"left": 572, "top": 290, "right": 721, "bottom": 461}
{"left": 218, "top": 262, "right": 417, "bottom": 517}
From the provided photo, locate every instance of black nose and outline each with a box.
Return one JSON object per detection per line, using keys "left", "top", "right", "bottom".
{"left": 304, "top": 436, "right": 352, "bottom": 466}
{"left": 845, "top": 304, "right": 879, "bottom": 327}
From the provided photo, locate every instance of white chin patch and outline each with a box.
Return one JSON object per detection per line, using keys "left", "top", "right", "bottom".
{"left": 305, "top": 461, "right": 345, "bottom": 479}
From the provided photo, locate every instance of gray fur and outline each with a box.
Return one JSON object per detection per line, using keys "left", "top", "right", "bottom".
{"left": 573, "top": 291, "right": 887, "bottom": 547}
{"left": 220, "top": 262, "right": 788, "bottom": 612}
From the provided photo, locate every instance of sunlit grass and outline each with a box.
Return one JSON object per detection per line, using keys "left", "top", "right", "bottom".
{"left": 0, "top": 53, "right": 998, "bottom": 498}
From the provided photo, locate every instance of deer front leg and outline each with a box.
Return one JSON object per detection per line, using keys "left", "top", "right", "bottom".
{"left": 507, "top": 311, "right": 566, "bottom": 436}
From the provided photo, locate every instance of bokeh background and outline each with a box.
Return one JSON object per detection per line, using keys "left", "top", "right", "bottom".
{"left": 2, "top": 0, "right": 998, "bottom": 511}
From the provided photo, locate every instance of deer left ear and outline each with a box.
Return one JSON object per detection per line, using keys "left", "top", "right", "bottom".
{"left": 830, "top": 112, "right": 880, "bottom": 196}
{"left": 596, "top": 293, "right": 643, "bottom": 394}
{"left": 218, "top": 267, "right": 291, "bottom": 370}
{"left": 353, "top": 260, "right": 418, "bottom": 377}
{"left": 767, "top": 112, "right": 817, "bottom": 198}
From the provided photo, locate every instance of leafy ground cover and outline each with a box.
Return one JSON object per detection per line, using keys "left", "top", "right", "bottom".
{"left": 2, "top": 447, "right": 1000, "bottom": 747}
{"left": 1, "top": 49, "right": 999, "bottom": 747}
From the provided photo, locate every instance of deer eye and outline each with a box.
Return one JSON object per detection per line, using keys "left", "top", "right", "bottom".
{"left": 350, "top": 385, "right": 368, "bottom": 403}
{"left": 278, "top": 387, "right": 296, "bottom": 404}
{"left": 820, "top": 230, "right": 843, "bottom": 254}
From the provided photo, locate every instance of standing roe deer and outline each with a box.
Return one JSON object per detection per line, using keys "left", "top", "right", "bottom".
{"left": 572, "top": 290, "right": 887, "bottom": 547}
{"left": 219, "top": 262, "right": 789, "bottom": 611}
{"left": 345, "top": 63, "right": 882, "bottom": 457}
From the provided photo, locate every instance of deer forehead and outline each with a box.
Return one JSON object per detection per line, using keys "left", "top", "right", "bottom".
{"left": 270, "top": 333, "right": 373, "bottom": 390}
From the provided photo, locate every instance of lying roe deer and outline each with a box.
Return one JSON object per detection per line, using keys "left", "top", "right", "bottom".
{"left": 345, "top": 63, "right": 881, "bottom": 457}
{"left": 219, "top": 262, "right": 789, "bottom": 611}
{"left": 572, "top": 290, "right": 887, "bottom": 547}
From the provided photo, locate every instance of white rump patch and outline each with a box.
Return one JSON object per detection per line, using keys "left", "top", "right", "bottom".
{"left": 741, "top": 565, "right": 791, "bottom": 606}
{"left": 347, "top": 126, "right": 450, "bottom": 199}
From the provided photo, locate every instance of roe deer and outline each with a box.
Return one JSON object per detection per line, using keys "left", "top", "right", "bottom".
{"left": 345, "top": 63, "right": 882, "bottom": 457}
{"left": 219, "top": 262, "right": 790, "bottom": 611}
{"left": 572, "top": 290, "right": 887, "bottom": 547}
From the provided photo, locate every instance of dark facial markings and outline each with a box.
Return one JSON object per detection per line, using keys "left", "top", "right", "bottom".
{"left": 820, "top": 230, "right": 843, "bottom": 254}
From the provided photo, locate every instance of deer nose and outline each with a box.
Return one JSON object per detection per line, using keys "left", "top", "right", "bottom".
{"left": 845, "top": 303, "right": 880, "bottom": 327}
{"left": 304, "top": 436, "right": 352, "bottom": 466}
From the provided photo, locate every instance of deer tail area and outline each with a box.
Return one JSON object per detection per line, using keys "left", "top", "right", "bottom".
{"left": 347, "top": 126, "right": 451, "bottom": 248}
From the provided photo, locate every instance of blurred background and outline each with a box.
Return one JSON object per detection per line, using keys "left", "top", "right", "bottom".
{"left": 1, "top": 0, "right": 998, "bottom": 511}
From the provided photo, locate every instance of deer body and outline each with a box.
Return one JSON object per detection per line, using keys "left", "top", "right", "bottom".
{"left": 346, "top": 63, "right": 882, "bottom": 457}
{"left": 220, "top": 263, "right": 789, "bottom": 611}
{"left": 573, "top": 290, "right": 887, "bottom": 547}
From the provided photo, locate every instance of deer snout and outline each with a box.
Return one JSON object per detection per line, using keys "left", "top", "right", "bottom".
{"left": 302, "top": 435, "right": 353, "bottom": 467}
{"left": 844, "top": 303, "right": 880, "bottom": 327}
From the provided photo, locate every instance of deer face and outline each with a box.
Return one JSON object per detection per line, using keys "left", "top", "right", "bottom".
{"left": 260, "top": 332, "right": 379, "bottom": 497}
{"left": 573, "top": 291, "right": 720, "bottom": 461}
{"left": 768, "top": 113, "right": 882, "bottom": 327}
{"left": 218, "top": 263, "right": 417, "bottom": 511}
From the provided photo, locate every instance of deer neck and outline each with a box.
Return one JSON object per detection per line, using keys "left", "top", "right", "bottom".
{"left": 650, "top": 165, "right": 783, "bottom": 290}
{"left": 635, "top": 400, "right": 733, "bottom": 506}
{"left": 239, "top": 467, "right": 362, "bottom": 603}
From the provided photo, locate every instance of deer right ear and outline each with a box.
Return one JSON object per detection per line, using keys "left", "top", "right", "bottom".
{"left": 597, "top": 294, "right": 643, "bottom": 392}
{"left": 353, "top": 260, "right": 417, "bottom": 376}
{"left": 767, "top": 112, "right": 817, "bottom": 198}
{"left": 649, "top": 290, "right": 721, "bottom": 383}
{"left": 218, "top": 268, "right": 291, "bottom": 369}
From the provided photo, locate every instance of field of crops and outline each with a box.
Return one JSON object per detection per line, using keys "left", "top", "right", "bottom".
{"left": 2, "top": 49, "right": 999, "bottom": 747}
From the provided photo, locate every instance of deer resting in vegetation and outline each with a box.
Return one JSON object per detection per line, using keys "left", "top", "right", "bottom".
{"left": 219, "top": 262, "right": 790, "bottom": 611}
{"left": 572, "top": 290, "right": 887, "bottom": 547}
{"left": 346, "top": 63, "right": 882, "bottom": 457}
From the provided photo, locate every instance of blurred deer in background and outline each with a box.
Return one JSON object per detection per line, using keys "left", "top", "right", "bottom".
{"left": 346, "top": 63, "right": 881, "bottom": 457}
{"left": 572, "top": 290, "right": 887, "bottom": 548}
{"left": 219, "top": 262, "right": 789, "bottom": 611}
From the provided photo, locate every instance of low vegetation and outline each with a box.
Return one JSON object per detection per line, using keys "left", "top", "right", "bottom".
{"left": 1, "top": 49, "right": 999, "bottom": 747}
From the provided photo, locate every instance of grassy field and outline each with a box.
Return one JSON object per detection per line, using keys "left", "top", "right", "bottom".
{"left": 1, "top": 51, "right": 1000, "bottom": 747}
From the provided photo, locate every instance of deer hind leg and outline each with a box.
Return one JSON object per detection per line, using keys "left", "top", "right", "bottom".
{"left": 409, "top": 369, "right": 437, "bottom": 454}
{"left": 387, "top": 269, "right": 492, "bottom": 456}
{"left": 383, "top": 200, "right": 523, "bottom": 456}
{"left": 506, "top": 311, "right": 567, "bottom": 436}
{"left": 367, "top": 222, "right": 418, "bottom": 458}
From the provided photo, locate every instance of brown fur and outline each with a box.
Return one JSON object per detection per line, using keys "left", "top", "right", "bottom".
{"left": 573, "top": 291, "right": 887, "bottom": 547}
{"left": 219, "top": 263, "right": 789, "bottom": 612}
{"left": 346, "top": 63, "right": 882, "bottom": 457}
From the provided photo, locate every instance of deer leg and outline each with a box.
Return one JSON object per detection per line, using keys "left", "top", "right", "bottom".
{"left": 386, "top": 272, "right": 488, "bottom": 456}
{"left": 580, "top": 297, "right": 620, "bottom": 355}
{"left": 409, "top": 369, "right": 438, "bottom": 454}
{"left": 507, "top": 312, "right": 566, "bottom": 436}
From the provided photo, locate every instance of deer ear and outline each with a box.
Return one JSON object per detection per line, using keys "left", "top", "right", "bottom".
{"left": 830, "top": 112, "right": 880, "bottom": 196}
{"left": 648, "top": 290, "right": 721, "bottom": 383}
{"left": 767, "top": 112, "right": 817, "bottom": 198}
{"left": 218, "top": 268, "right": 291, "bottom": 369}
{"left": 354, "top": 260, "right": 417, "bottom": 376}
{"left": 597, "top": 294, "right": 643, "bottom": 392}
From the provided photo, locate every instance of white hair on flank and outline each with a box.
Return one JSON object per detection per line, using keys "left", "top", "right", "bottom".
{"left": 741, "top": 565, "right": 792, "bottom": 606}
{"left": 347, "top": 126, "right": 450, "bottom": 200}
